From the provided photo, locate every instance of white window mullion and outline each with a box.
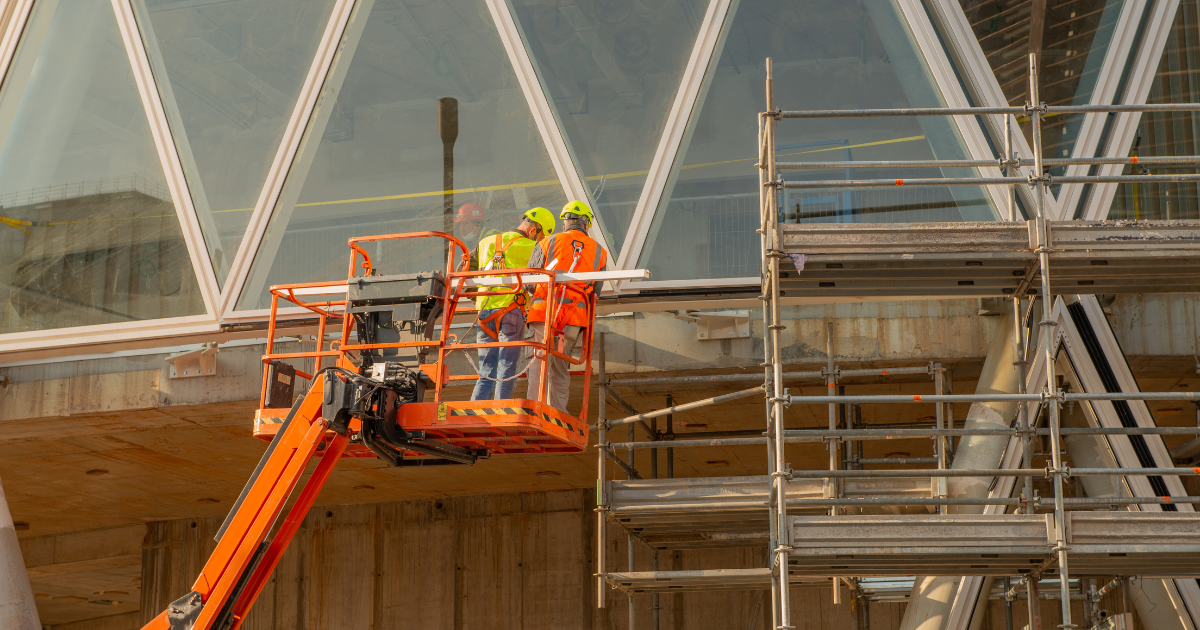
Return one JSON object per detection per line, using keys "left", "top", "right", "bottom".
{"left": 1082, "top": 0, "right": 1181, "bottom": 220}
{"left": 923, "top": 0, "right": 1055, "bottom": 219}
{"left": 482, "top": 0, "right": 612, "bottom": 256}
{"left": 111, "top": 0, "right": 220, "bottom": 319}
{"left": 898, "top": 0, "right": 1013, "bottom": 219}
{"left": 616, "top": 0, "right": 736, "bottom": 272}
{"left": 1057, "top": 0, "right": 1148, "bottom": 217}
{"left": 0, "top": 315, "right": 219, "bottom": 354}
{"left": 0, "top": 0, "right": 34, "bottom": 93}
{"left": 219, "top": 0, "right": 359, "bottom": 319}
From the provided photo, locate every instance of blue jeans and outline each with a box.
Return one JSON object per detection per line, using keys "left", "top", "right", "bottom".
{"left": 471, "top": 307, "right": 525, "bottom": 400}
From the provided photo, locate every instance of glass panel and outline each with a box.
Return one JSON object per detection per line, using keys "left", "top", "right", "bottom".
{"left": 638, "top": 0, "right": 997, "bottom": 283}
{"left": 1108, "top": 0, "right": 1200, "bottom": 220}
{"left": 961, "top": 0, "right": 1124, "bottom": 174}
{"left": 508, "top": 0, "right": 708, "bottom": 254}
{"left": 236, "top": 0, "right": 567, "bottom": 311}
{"left": 133, "top": 0, "right": 338, "bottom": 285}
{"left": 0, "top": 0, "right": 205, "bottom": 334}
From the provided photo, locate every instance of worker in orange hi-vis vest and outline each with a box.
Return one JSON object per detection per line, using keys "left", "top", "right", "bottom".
{"left": 525, "top": 200, "right": 608, "bottom": 411}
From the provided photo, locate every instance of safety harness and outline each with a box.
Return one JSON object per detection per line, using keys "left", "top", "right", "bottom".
{"left": 546, "top": 239, "right": 586, "bottom": 334}
{"left": 478, "top": 232, "right": 527, "bottom": 341}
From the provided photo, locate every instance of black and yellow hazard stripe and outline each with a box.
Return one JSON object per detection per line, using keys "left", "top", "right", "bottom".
{"left": 450, "top": 406, "right": 585, "bottom": 437}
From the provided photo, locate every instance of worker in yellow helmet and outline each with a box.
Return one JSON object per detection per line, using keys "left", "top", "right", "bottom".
{"left": 471, "top": 207, "right": 557, "bottom": 401}
{"left": 525, "top": 200, "right": 608, "bottom": 410}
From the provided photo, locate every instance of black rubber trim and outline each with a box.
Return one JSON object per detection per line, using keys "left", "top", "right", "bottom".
{"left": 211, "top": 541, "right": 269, "bottom": 630}
{"left": 215, "top": 398, "right": 302, "bottom": 542}
{"left": 1066, "top": 301, "right": 1174, "bottom": 509}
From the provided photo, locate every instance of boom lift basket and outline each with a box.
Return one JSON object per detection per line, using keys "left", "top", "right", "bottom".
{"left": 251, "top": 231, "right": 596, "bottom": 465}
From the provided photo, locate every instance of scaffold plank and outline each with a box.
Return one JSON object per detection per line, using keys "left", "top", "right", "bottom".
{"left": 607, "top": 476, "right": 934, "bottom": 548}
{"left": 777, "top": 220, "right": 1200, "bottom": 297}
{"left": 604, "top": 569, "right": 826, "bottom": 594}
{"left": 783, "top": 512, "right": 1200, "bottom": 577}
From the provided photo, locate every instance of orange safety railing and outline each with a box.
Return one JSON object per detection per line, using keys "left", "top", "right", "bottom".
{"left": 257, "top": 231, "right": 595, "bottom": 426}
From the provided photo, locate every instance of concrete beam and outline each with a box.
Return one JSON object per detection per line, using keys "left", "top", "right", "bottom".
{"left": 900, "top": 311, "right": 1019, "bottom": 630}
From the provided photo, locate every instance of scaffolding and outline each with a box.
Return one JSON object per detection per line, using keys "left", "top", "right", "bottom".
{"left": 594, "top": 54, "right": 1200, "bottom": 630}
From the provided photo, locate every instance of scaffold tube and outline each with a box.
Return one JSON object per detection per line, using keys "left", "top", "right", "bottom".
{"left": 785, "top": 468, "right": 1200, "bottom": 478}
{"left": 602, "top": 426, "right": 1200, "bottom": 449}
{"left": 606, "top": 365, "right": 930, "bottom": 388}
{"left": 775, "top": 156, "right": 1200, "bottom": 169}
{"left": 780, "top": 174, "right": 1200, "bottom": 188}
{"left": 593, "top": 386, "right": 766, "bottom": 429}
{"left": 787, "top": 392, "right": 1200, "bottom": 404}
{"left": 776, "top": 103, "right": 1200, "bottom": 118}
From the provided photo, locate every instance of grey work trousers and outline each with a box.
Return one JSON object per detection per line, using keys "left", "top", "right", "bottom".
{"left": 525, "top": 322, "right": 583, "bottom": 411}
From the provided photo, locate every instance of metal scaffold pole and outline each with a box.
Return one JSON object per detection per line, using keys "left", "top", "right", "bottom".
{"left": 596, "top": 333, "right": 607, "bottom": 609}
{"left": 758, "top": 80, "right": 782, "bottom": 630}
{"left": 1028, "top": 53, "right": 1073, "bottom": 630}
{"left": 762, "top": 57, "right": 793, "bottom": 630}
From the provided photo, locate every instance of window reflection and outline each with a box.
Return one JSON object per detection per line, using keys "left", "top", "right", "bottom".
{"left": 0, "top": 0, "right": 204, "bottom": 334}
{"left": 237, "top": 0, "right": 567, "bottom": 310}
{"left": 962, "top": 0, "right": 1125, "bottom": 177}
{"left": 134, "top": 0, "right": 338, "bottom": 285}
{"left": 509, "top": 0, "right": 707, "bottom": 254}
{"left": 1109, "top": 1, "right": 1200, "bottom": 221}
{"left": 639, "top": 0, "right": 996, "bottom": 282}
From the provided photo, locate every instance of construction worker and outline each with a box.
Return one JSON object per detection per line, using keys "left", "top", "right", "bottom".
{"left": 471, "top": 208, "right": 557, "bottom": 401}
{"left": 525, "top": 200, "right": 607, "bottom": 411}
{"left": 453, "top": 202, "right": 499, "bottom": 270}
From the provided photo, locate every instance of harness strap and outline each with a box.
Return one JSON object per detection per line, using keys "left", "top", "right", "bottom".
{"left": 478, "top": 294, "right": 526, "bottom": 340}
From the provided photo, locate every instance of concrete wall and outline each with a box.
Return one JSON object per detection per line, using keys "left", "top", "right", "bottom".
{"left": 18, "top": 525, "right": 143, "bottom": 628}
{"left": 140, "top": 490, "right": 907, "bottom": 630}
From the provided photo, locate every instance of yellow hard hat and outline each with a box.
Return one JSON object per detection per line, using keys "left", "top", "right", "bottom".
{"left": 559, "top": 200, "right": 594, "bottom": 228}
{"left": 523, "top": 207, "right": 555, "bottom": 236}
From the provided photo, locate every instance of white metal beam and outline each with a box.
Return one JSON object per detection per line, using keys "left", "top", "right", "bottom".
{"left": 0, "top": 315, "right": 219, "bottom": 354}
{"left": 0, "top": 0, "right": 41, "bottom": 164}
{"left": 616, "top": 0, "right": 735, "bottom": 273}
{"left": 111, "top": 0, "right": 220, "bottom": 319}
{"left": 482, "top": 0, "right": 612, "bottom": 257}
{"left": 127, "top": 0, "right": 226, "bottom": 281}
{"left": 1081, "top": 0, "right": 1182, "bottom": 220}
{"left": 921, "top": 0, "right": 1053, "bottom": 219}
{"left": 0, "top": 0, "right": 33, "bottom": 94}
{"left": 1056, "top": 0, "right": 1148, "bottom": 218}
{"left": 219, "top": 0, "right": 359, "bottom": 318}
{"left": 897, "top": 0, "right": 1012, "bottom": 219}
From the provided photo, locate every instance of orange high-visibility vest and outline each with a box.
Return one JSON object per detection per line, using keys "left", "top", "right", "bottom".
{"left": 527, "top": 231, "right": 607, "bottom": 329}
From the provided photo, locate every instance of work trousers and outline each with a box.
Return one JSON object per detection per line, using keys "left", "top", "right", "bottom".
{"left": 471, "top": 308, "right": 526, "bottom": 400}
{"left": 526, "top": 322, "right": 583, "bottom": 411}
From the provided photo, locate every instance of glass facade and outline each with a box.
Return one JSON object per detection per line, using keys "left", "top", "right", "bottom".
{"left": 639, "top": 0, "right": 997, "bottom": 282}
{"left": 0, "top": 0, "right": 204, "bottom": 334}
{"left": 1109, "top": 0, "right": 1200, "bottom": 221}
{"left": 961, "top": 0, "right": 1125, "bottom": 176}
{"left": 236, "top": 0, "right": 567, "bottom": 311}
{"left": 0, "top": 0, "right": 1192, "bottom": 338}
{"left": 132, "top": 0, "right": 338, "bottom": 286}
{"left": 508, "top": 0, "right": 708, "bottom": 255}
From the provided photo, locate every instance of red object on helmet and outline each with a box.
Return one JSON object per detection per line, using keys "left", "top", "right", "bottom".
{"left": 454, "top": 202, "right": 486, "bottom": 223}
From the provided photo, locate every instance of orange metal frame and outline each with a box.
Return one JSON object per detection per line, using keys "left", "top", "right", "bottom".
{"left": 140, "top": 232, "right": 596, "bottom": 630}
{"left": 258, "top": 231, "right": 594, "bottom": 431}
